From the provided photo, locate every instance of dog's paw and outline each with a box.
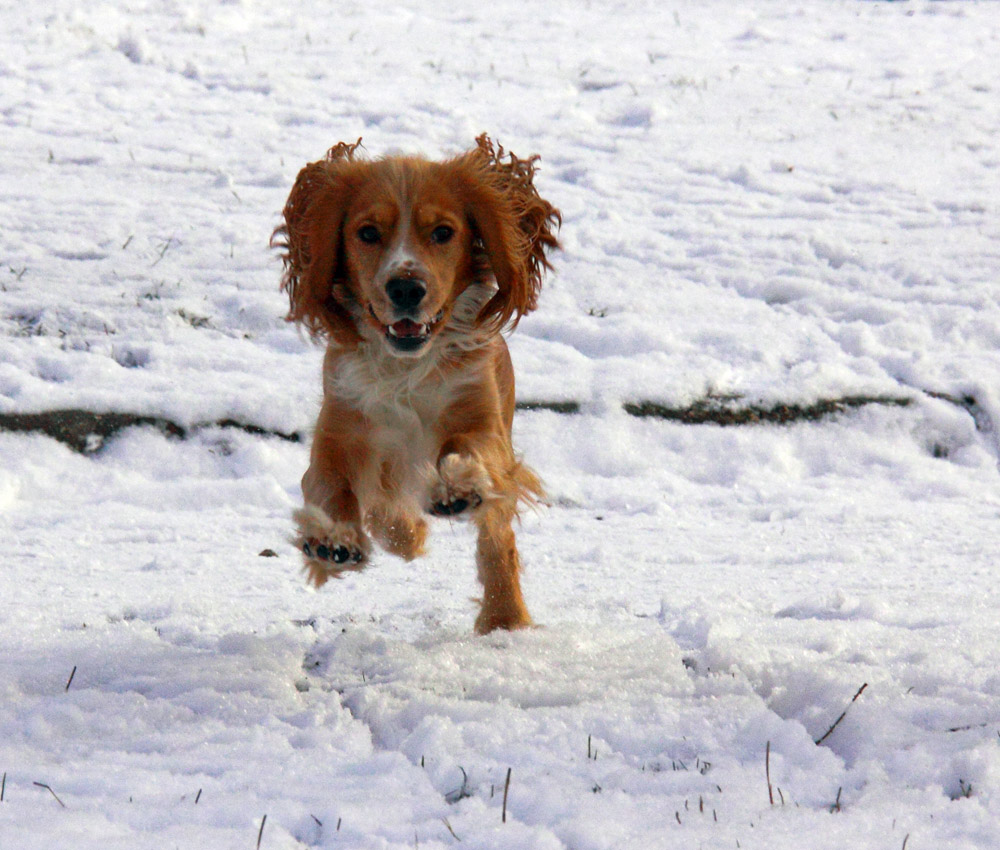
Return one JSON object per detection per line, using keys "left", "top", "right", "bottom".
{"left": 429, "top": 453, "right": 491, "bottom": 518}
{"left": 293, "top": 506, "right": 371, "bottom": 587}
{"left": 302, "top": 537, "right": 365, "bottom": 566}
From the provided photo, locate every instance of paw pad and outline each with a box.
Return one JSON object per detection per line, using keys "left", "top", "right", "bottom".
{"left": 302, "top": 539, "right": 364, "bottom": 565}
{"left": 429, "top": 453, "right": 491, "bottom": 519}
{"left": 430, "top": 493, "right": 483, "bottom": 517}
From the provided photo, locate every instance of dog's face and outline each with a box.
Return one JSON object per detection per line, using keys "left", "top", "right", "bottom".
{"left": 274, "top": 135, "right": 560, "bottom": 358}
{"left": 342, "top": 161, "right": 476, "bottom": 357}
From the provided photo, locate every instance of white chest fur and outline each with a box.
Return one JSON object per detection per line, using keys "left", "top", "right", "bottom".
{"left": 326, "top": 340, "right": 484, "bottom": 509}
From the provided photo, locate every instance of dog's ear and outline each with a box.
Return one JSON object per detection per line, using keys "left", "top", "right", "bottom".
{"left": 271, "top": 139, "right": 364, "bottom": 342}
{"left": 455, "top": 134, "right": 560, "bottom": 331}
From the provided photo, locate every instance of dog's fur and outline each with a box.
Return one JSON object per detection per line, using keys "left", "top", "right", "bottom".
{"left": 272, "top": 135, "right": 560, "bottom": 633}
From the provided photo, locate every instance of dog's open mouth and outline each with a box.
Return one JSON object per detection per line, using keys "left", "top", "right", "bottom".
{"left": 376, "top": 309, "right": 445, "bottom": 353}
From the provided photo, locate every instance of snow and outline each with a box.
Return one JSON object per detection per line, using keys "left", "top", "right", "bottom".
{"left": 2, "top": 0, "right": 1000, "bottom": 847}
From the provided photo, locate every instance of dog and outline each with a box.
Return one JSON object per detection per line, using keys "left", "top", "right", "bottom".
{"left": 272, "top": 135, "right": 560, "bottom": 633}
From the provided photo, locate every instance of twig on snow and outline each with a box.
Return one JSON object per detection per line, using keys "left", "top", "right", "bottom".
{"left": 442, "top": 817, "right": 460, "bottom": 841}
{"left": 256, "top": 814, "right": 267, "bottom": 849}
{"left": 765, "top": 741, "right": 774, "bottom": 806}
{"left": 151, "top": 236, "right": 175, "bottom": 267}
{"left": 830, "top": 787, "right": 843, "bottom": 813}
{"left": 502, "top": 768, "right": 512, "bottom": 824}
{"left": 815, "top": 683, "right": 868, "bottom": 745}
{"left": 65, "top": 666, "right": 77, "bottom": 692}
{"left": 946, "top": 721, "right": 990, "bottom": 733}
{"left": 445, "top": 767, "right": 471, "bottom": 804}
{"left": 34, "top": 782, "right": 66, "bottom": 808}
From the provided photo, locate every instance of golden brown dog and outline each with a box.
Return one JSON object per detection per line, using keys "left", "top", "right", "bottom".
{"left": 272, "top": 135, "right": 560, "bottom": 633}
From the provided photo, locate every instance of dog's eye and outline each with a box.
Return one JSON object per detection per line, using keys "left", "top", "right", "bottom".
{"left": 430, "top": 225, "right": 454, "bottom": 245}
{"left": 357, "top": 225, "right": 381, "bottom": 244}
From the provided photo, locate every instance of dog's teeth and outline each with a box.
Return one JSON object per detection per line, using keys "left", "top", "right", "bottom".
{"left": 386, "top": 320, "right": 430, "bottom": 339}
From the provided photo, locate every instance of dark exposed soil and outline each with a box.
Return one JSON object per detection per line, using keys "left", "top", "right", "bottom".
{"left": 0, "top": 395, "right": 921, "bottom": 454}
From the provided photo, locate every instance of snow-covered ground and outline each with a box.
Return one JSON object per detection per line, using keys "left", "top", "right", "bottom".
{"left": 2, "top": 1, "right": 1000, "bottom": 847}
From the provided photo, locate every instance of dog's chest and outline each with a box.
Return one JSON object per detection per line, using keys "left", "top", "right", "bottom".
{"left": 328, "top": 346, "right": 471, "bottom": 466}
{"left": 366, "top": 386, "right": 449, "bottom": 468}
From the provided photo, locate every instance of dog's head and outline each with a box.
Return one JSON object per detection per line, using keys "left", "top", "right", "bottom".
{"left": 272, "top": 135, "right": 560, "bottom": 357}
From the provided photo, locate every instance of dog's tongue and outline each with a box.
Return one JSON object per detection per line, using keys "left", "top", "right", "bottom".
{"left": 390, "top": 318, "right": 424, "bottom": 338}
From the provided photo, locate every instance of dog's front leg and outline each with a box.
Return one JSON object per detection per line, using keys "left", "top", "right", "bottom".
{"left": 473, "top": 495, "right": 533, "bottom": 634}
{"left": 429, "top": 450, "right": 492, "bottom": 517}
{"left": 294, "top": 409, "right": 373, "bottom": 587}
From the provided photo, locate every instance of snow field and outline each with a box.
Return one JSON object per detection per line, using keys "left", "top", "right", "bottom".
{"left": 3, "top": 399, "right": 999, "bottom": 847}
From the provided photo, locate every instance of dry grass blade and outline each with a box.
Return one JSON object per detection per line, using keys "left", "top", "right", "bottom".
{"left": 815, "top": 683, "right": 868, "bottom": 746}
{"left": 765, "top": 741, "right": 774, "bottom": 806}
{"left": 442, "top": 817, "right": 460, "bottom": 841}
{"left": 34, "top": 782, "right": 66, "bottom": 808}
{"left": 502, "top": 768, "right": 512, "bottom": 824}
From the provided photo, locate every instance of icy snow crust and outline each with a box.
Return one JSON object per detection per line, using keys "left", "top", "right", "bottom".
{"left": 2, "top": 1, "right": 1000, "bottom": 847}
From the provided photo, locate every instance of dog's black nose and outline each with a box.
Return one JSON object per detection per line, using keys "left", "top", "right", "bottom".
{"left": 386, "top": 277, "right": 426, "bottom": 312}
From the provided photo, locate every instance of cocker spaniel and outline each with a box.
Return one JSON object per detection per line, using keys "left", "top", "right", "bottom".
{"left": 272, "top": 135, "right": 560, "bottom": 633}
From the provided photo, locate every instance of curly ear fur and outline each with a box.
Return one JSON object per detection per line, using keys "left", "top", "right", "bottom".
{"left": 270, "top": 139, "right": 365, "bottom": 342}
{"left": 455, "top": 134, "right": 561, "bottom": 331}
